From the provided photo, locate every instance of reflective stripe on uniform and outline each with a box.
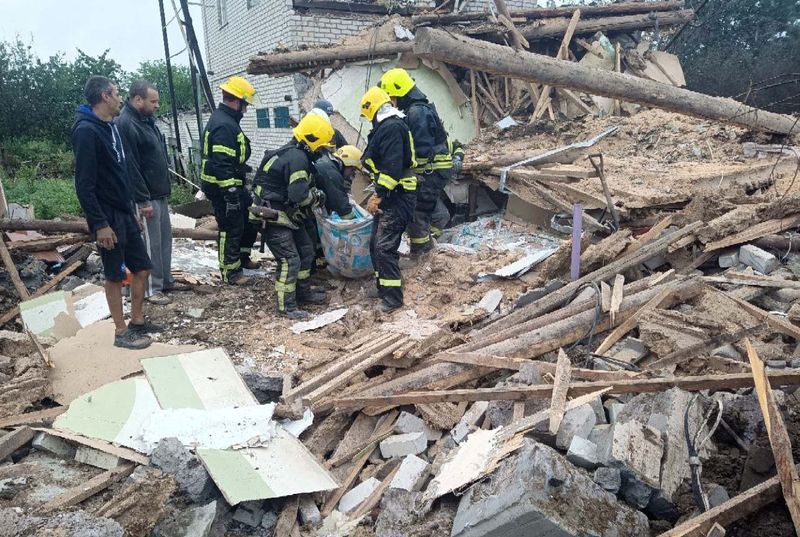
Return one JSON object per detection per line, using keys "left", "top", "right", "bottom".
{"left": 297, "top": 268, "right": 311, "bottom": 280}
{"left": 262, "top": 155, "right": 278, "bottom": 173}
{"left": 240, "top": 247, "right": 251, "bottom": 254}
{"left": 200, "top": 173, "right": 242, "bottom": 187}
{"left": 409, "top": 235, "right": 430, "bottom": 244}
{"left": 377, "top": 173, "right": 398, "bottom": 190}
{"left": 408, "top": 132, "right": 417, "bottom": 169}
{"left": 379, "top": 278, "right": 402, "bottom": 287}
{"left": 212, "top": 144, "right": 236, "bottom": 157}
{"left": 399, "top": 176, "right": 417, "bottom": 191}
{"left": 430, "top": 225, "right": 443, "bottom": 238}
{"left": 289, "top": 170, "right": 309, "bottom": 184}
{"left": 237, "top": 132, "right": 247, "bottom": 163}
{"left": 218, "top": 231, "right": 226, "bottom": 270}
{"left": 275, "top": 259, "right": 290, "bottom": 311}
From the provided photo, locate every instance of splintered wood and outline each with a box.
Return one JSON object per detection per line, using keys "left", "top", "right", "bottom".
{"left": 548, "top": 349, "right": 571, "bottom": 434}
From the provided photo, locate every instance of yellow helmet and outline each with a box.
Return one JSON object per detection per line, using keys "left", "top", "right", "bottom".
{"left": 360, "top": 87, "right": 390, "bottom": 121}
{"left": 379, "top": 68, "right": 415, "bottom": 98}
{"left": 219, "top": 76, "right": 257, "bottom": 104}
{"left": 334, "top": 145, "right": 363, "bottom": 169}
{"left": 293, "top": 114, "right": 334, "bottom": 153}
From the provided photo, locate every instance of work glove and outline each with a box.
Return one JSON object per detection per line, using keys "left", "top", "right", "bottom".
{"left": 289, "top": 206, "right": 306, "bottom": 223}
{"left": 367, "top": 195, "right": 382, "bottom": 215}
{"left": 310, "top": 187, "right": 326, "bottom": 209}
{"left": 452, "top": 155, "right": 463, "bottom": 176}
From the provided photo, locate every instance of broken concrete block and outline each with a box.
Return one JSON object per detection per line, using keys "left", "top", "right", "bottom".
{"left": 588, "top": 424, "right": 613, "bottom": 465}
{"left": 707, "top": 483, "right": 730, "bottom": 508}
{"left": 424, "top": 425, "right": 443, "bottom": 442}
{"left": 739, "top": 244, "right": 779, "bottom": 274}
{"left": 451, "top": 439, "right": 649, "bottom": 537}
{"left": 792, "top": 358, "right": 800, "bottom": 369}
{"left": 390, "top": 454, "right": 429, "bottom": 492}
{"left": 374, "top": 488, "right": 423, "bottom": 536}
{"left": 0, "top": 477, "right": 27, "bottom": 499}
{"left": 298, "top": 496, "right": 322, "bottom": 526}
{"left": 150, "top": 438, "right": 216, "bottom": 503}
{"left": 605, "top": 401, "right": 625, "bottom": 423}
{"left": 647, "top": 413, "right": 669, "bottom": 436}
{"left": 718, "top": 249, "right": 739, "bottom": 268}
{"left": 643, "top": 254, "right": 667, "bottom": 271}
{"left": 609, "top": 421, "right": 664, "bottom": 488}
{"left": 587, "top": 396, "right": 607, "bottom": 425}
{"left": 32, "top": 432, "right": 76, "bottom": 458}
{"left": 339, "top": 477, "right": 381, "bottom": 513}
{"left": 232, "top": 501, "right": 265, "bottom": 527}
{"left": 380, "top": 432, "right": 427, "bottom": 458}
{"left": 767, "top": 360, "right": 786, "bottom": 369}
{"left": 620, "top": 472, "right": 655, "bottom": 509}
{"left": 775, "top": 288, "right": 800, "bottom": 303}
{"left": 555, "top": 404, "right": 596, "bottom": 450}
{"left": 152, "top": 501, "right": 222, "bottom": 537}
{"left": 451, "top": 401, "right": 489, "bottom": 444}
{"left": 593, "top": 467, "right": 621, "bottom": 493}
{"left": 395, "top": 411, "right": 426, "bottom": 435}
{"left": 260, "top": 510, "right": 278, "bottom": 532}
{"left": 608, "top": 337, "right": 648, "bottom": 365}
{"left": 74, "top": 445, "right": 121, "bottom": 470}
{"left": 566, "top": 436, "right": 599, "bottom": 470}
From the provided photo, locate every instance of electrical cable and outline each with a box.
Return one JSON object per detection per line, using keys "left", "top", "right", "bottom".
{"left": 685, "top": 394, "right": 723, "bottom": 512}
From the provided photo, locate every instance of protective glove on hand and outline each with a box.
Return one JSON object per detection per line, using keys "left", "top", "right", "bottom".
{"left": 310, "top": 187, "right": 326, "bottom": 208}
{"left": 367, "top": 195, "right": 382, "bottom": 215}
{"left": 452, "top": 155, "right": 463, "bottom": 176}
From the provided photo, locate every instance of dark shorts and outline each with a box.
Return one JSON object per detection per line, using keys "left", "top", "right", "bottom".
{"left": 95, "top": 208, "right": 152, "bottom": 282}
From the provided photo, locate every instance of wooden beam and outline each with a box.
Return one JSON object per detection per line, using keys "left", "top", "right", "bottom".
{"left": 533, "top": 9, "right": 580, "bottom": 120}
{"left": 274, "top": 496, "right": 300, "bottom": 537}
{"left": 705, "top": 214, "right": 800, "bottom": 252}
{"left": 610, "top": 274, "right": 625, "bottom": 325}
{"left": 646, "top": 323, "right": 765, "bottom": 371}
{"left": 0, "top": 237, "right": 29, "bottom": 299}
{"left": 321, "top": 448, "right": 372, "bottom": 517}
{"left": 331, "top": 371, "right": 800, "bottom": 408}
{"left": 721, "top": 291, "right": 800, "bottom": 340}
{"left": 548, "top": 349, "right": 571, "bottom": 434}
{"left": 600, "top": 281, "right": 612, "bottom": 312}
{"left": 413, "top": 28, "right": 797, "bottom": 135}
{"left": 0, "top": 218, "right": 217, "bottom": 240}
{"left": 33, "top": 427, "right": 149, "bottom": 466}
{"left": 0, "top": 407, "right": 65, "bottom": 428}
{"left": 703, "top": 273, "right": 800, "bottom": 290}
{"left": 39, "top": 463, "right": 135, "bottom": 513}
{"left": 624, "top": 215, "right": 675, "bottom": 256}
{"left": 0, "top": 426, "right": 34, "bottom": 460}
{"left": 657, "top": 467, "right": 793, "bottom": 536}
{"left": 595, "top": 287, "right": 671, "bottom": 355}
{"left": 745, "top": 339, "right": 800, "bottom": 532}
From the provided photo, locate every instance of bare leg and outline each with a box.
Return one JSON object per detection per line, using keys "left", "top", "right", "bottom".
{"left": 130, "top": 270, "right": 150, "bottom": 325}
{"left": 105, "top": 280, "right": 127, "bottom": 335}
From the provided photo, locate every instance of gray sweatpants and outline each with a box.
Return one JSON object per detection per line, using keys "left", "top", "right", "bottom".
{"left": 139, "top": 198, "right": 174, "bottom": 296}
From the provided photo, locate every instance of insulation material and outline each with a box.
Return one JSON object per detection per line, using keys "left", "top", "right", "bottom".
{"left": 19, "top": 291, "right": 71, "bottom": 337}
{"left": 290, "top": 308, "right": 349, "bottom": 334}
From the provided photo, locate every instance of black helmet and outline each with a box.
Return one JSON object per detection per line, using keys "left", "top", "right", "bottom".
{"left": 313, "top": 99, "right": 335, "bottom": 116}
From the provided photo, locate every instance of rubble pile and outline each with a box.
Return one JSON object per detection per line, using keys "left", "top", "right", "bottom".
{"left": 2, "top": 1, "right": 800, "bottom": 536}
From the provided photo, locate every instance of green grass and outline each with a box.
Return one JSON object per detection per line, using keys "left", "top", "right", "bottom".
{"left": 3, "top": 174, "right": 82, "bottom": 220}
{"left": 170, "top": 181, "right": 198, "bottom": 206}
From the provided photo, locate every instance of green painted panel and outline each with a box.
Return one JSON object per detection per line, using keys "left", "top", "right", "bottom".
{"left": 197, "top": 448, "right": 274, "bottom": 504}
{"left": 141, "top": 356, "right": 204, "bottom": 409}
{"left": 53, "top": 379, "right": 137, "bottom": 442}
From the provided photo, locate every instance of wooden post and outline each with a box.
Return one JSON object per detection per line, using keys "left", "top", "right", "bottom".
{"left": 0, "top": 237, "right": 29, "bottom": 299}
{"left": 412, "top": 28, "right": 799, "bottom": 135}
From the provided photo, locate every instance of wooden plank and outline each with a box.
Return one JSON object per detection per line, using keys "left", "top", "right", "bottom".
{"left": 646, "top": 323, "right": 764, "bottom": 371}
{"left": 705, "top": 214, "right": 800, "bottom": 252}
{"left": 435, "top": 352, "right": 636, "bottom": 380}
{"left": 703, "top": 273, "right": 800, "bottom": 290}
{"left": 303, "top": 338, "right": 408, "bottom": 404}
{"left": 331, "top": 371, "right": 800, "bottom": 408}
{"left": 351, "top": 464, "right": 401, "bottom": 519}
{"left": 326, "top": 410, "right": 399, "bottom": 469}
{"left": 533, "top": 9, "right": 581, "bottom": 120}
{"left": 610, "top": 274, "right": 625, "bottom": 325}
{"left": 32, "top": 427, "right": 149, "bottom": 466}
{"left": 284, "top": 332, "right": 401, "bottom": 400}
{"left": 0, "top": 426, "right": 34, "bottom": 460}
{"left": 0, "top": 237, "right": 29, "bottom": 299}
{"left": 745, "top": 339, "right": 800, "bottom": 532}
{"left": 721, "top": 291, "right": 800, "bottom": 340}
{"left": 548, "top": 349, "right": 571, "bottom": 434}
{"left": 274, "top": 496, "right": 300, "bottom": 537}
{"left": 657, "top": 469, "right": 790, "bottom": 537}
{"left": 600, "top": 281, "right": 612, "bottom": 312}
{"left": 39, "top": 463, "right": 135, "bottom": 513}
{"left": 321, "top": 448, "right": 372, "bottom": 517}
{"left": 595, "top": 287, "right": 671, "bottom": 355}
{"left": 26, "top": 329, "right": 53, "bottom": 368}
{"left": 624, "top": 215, "right": 674, "bottom": 256}
{"left": 0, "top": 406, "right": 65, "bottom": 428}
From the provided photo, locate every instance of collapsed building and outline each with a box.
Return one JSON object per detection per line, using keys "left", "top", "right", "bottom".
{"left": 3, "top": 0, "right": 800, "bottom": 537}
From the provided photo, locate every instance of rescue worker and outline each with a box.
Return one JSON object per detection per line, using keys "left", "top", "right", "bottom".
{"left": 251, "top": 114, "right": 333, "bottom": 319}
{"left": 379, "top": 68, "right": 463, "bottom": 254}
{"left": 312, "top": 145, "right": 364, "bottom": 220}
{"left": 312, "top": 99, "right": 348, "bottom": 148}
{"left": 430, "top": 140, "right": 465, "bottom": 238}
{"left": 360, "top": 87, "right": 416, "bottom": 313}
{"left": 200, "top": 76, "right": 259, "bottom": 285}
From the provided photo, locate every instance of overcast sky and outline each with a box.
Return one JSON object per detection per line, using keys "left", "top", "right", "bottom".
{"left": 0, "top": 0, "right": 206, "bottom": 71}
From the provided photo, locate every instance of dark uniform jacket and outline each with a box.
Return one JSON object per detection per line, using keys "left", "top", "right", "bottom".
{"left": 200, "top": 104, "right": 251, "bottom": 189}
{"left": 117, "top": 102, "right": 170, "bottom": 203}
{"left": 397, "top": 87, "right": 451, "bottom": 172}
{"left": 362, "top": 115, "right": 417, "bottom": 200}
{"left": 312, "top": 154, "right": 352, "bottom": 217}
{"left": 72, "top": 105, "right": 134, "bottom": 232}
{"left": 252, "top": 143, "right": 313, "bottom": 210}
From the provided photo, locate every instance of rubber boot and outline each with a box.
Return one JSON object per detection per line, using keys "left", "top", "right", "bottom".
{"left": 297, "top": 285, "right": 328, "bottom": 305}
{"left": 279, "top": 292, "right": 309, "bottom": 320}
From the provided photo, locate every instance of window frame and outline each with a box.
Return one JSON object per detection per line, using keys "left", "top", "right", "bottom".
{"left": 273, "top": 106, "right": 291, "bottom": 129}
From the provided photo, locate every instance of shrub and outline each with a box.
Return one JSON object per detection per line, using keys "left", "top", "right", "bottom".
{"left": 0, "top": 138, "right": 74, "bottom": 178}
{"left": 3, "top": 174, "right": 82, "bottom": 220}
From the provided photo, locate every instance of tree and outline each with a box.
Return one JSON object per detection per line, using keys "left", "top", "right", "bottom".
{"left": 127, "top": 60, "right": 195, "bottom": 116}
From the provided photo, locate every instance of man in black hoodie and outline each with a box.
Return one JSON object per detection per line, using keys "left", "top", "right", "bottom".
{"left": 72, "top": 76, "right": 156, "bottom": 349}
{"left": 117, "top": 80, "right": 176, "bottom": 306}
